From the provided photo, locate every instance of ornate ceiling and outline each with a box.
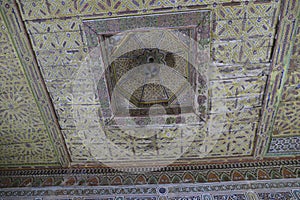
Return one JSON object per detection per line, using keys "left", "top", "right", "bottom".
{"left": 0, "top": 0, "right": 299, "bottom": 199}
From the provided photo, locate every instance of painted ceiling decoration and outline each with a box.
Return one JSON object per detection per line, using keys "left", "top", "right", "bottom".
{"left": 0, "top": 0, "right": 299, "bottom": 199}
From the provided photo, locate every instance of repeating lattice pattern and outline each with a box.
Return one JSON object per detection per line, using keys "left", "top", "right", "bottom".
{"left": 0, "top": 4, "right": 60, "bottom": 166}
{"left": 268, "top": 136, "right": 300, "bottom": 154}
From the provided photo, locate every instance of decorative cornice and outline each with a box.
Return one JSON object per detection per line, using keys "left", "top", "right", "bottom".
{"left": 0, "top": 179, "right": 299, "bottom": 199}
{"left": 0, "top": 158, "right": 299, "bottom": 176}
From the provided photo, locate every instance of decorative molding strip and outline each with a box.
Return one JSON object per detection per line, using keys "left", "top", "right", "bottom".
{"left": 0, "top": 178, "right": 299, "bottom": 199}
{"left": 0, "top": 158, "right": 299, "bottom": 177}
{"left": 0, "top": 164, "right": 299, "bottom": 188}
{"left": 16, "top": 0, "right": 279, "bottom": 21}
{"left": 256, "top": 0, "right": 300, "bottom": 157}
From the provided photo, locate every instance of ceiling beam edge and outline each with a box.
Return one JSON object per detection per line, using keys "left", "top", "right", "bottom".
{"left": 255, "top": 0, "right": 300, "bottom": 158}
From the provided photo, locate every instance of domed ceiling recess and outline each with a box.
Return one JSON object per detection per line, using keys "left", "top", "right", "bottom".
{"left": 0, "top": 0, "right": 299, "bottom": 199}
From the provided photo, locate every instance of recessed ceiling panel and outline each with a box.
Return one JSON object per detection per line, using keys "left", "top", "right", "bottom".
{"left": 75, "top": 11, "right": 210, "bottom": 168}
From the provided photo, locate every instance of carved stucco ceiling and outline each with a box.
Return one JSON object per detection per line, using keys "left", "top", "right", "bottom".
{"left": 0, "top": 0, "right": 299, "bottom": 176}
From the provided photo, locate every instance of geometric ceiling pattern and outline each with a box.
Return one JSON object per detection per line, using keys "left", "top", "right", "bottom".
{"left": 3, "top": 0, "right": 296, "bottom": 167}
{"left": 0, "top": 1, "right": 67, "bottom": 167}
{"left": 0, "top": 0, "right": 299, "bottom": 199}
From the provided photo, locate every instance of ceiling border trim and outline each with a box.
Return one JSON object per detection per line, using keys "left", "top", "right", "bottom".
{"left": 255, "top": 0, "right": 300, "bottom": 158}
{"left": 0, "top": 160, "right": 299, "bottom": 188}
{"left": 0, "top": 158, "right": 299, "bottom": 176}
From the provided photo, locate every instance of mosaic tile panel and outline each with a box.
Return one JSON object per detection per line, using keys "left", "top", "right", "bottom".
{"left": 209, "top": 108, "right": 260, "bottom": 124}
{"left": 0, "top": 141, "right": 57, "bottom": 164}
{"left": 281, "top": 85, "right": 300, "bottom": 102}
{"left": 29, "top": 31, "right": 86, "bottom": 51}
{"left": 40, "top": 64, "right": 81, "bottom": 80}
{"left": 210, "top": 95, "right": 262, "bottom": 113}
{"left": 0, "top": 125, "right": 49, "bottom": 145}
{"left": 273, "top": 101, "right": 300, "bottom": 136}
{"left": 213, "top": 194, "right": 247, "bottom": 200}
{"left": 257, "top": 191, "right": 295, "bottom": 200}
{"left": 212, "top": 17, "right": 275, "bottom": 42}
{"left": 212, "top": 38, "right": 272, "bottom": 64}
{"left": 35, "top": 48, "right": 88, "bottom": 67}
{"left": 209, "top": 76, "right": 266, "bottom": 98}
{"left": 293, "top": 190, "right": 300, "bottom": 200}
{"left": 211, "top": 63, "right": 270, "bottom": 78}
{"left": 183, "top": 128, "right": 255, "bottom": 157}
{"left": 268, "top": 136, "right": 300, "bottom": 154}
{"left": 25, "top": 18, "right": 82, "bottom": 34}
{"left": 202, "top": 1, "right": 281, "bottom": 37}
